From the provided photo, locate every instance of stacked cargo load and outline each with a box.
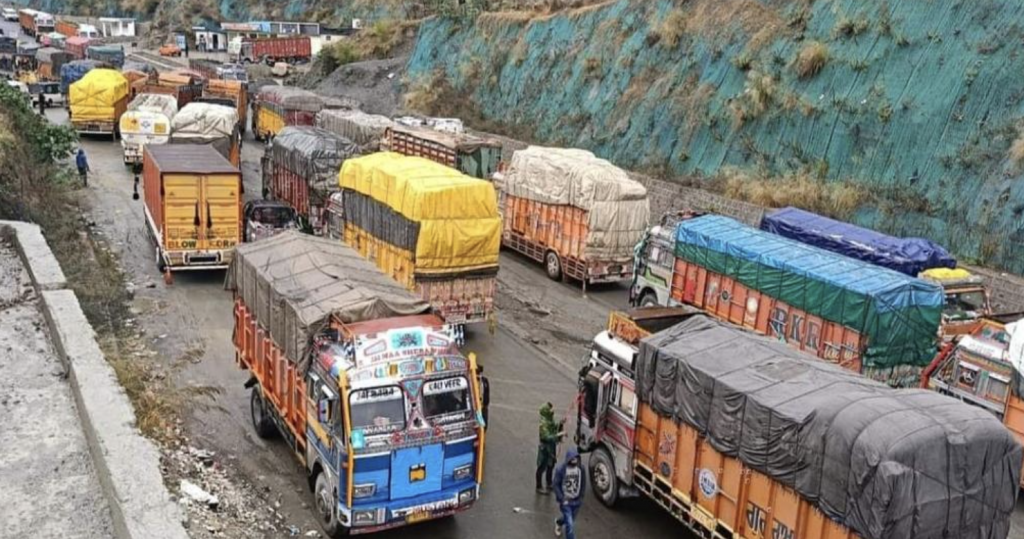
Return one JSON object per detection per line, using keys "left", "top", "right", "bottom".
{"left": 383, "top": 124, "right": 502, "bottom": 180}
{"left": 253, "top": 85, "right": 322, "bottom": 141}
{"left": 86, "top": 44, "right": 125, "bottom": 68}
{"left": 633, "top": 315, "right": 1021, "bottom": 539}
{"left": 634, "top": 315, "right": 1019, "bottom": 539}
{"left": 64, "top": 36, "right": 90, "bottom": 60}
{"left": 171, "top": 102, "right": 241, "bottom": 166}
{"left": 316, "top": 108, "right": 395, "bottom": 151}
{"left": 672, "top": 215, "right": 943, "bottom": 386}
{"left": 68, "top": 68, "right": 129, "bottom": 137}
{"left": 120, "top": 93, "right": 178, "bottom": 166}
{"left": 761, "top": 206, "right": 956, "bottom": 276}
{"left": 59, "top": 59, "right": 101, "bottom": 93}
{"left": 261, "top": 126, "right": 358, "bottom": 232}
{"left": 204, "top": 79, "right": 248, "bottom": 133}
{"left": 333, "top": 152, "right": 501, "bottom": 329}
{"left": 35, "top": 47, "right": 70, "bottom": 81}
{"left": 497, "top": 146, "right": 649, "bottom": 285}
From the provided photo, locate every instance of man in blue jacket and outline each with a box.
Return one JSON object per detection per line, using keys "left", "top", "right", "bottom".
{"left": 75, "top": 148, "right": 90, "bottom": 187}
{"left": 553, "top": 448, "right": 586, "bottom": 539}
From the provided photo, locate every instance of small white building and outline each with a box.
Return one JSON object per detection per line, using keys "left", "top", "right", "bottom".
{"left": 98, "top": 17, "right": 135, "bottom": 37}
{"left": 192, "top": 24, "right": 227, "bottom": 51}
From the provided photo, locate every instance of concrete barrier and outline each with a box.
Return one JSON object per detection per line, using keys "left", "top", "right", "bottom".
{"left": 0, "top": 221, "right": 189, "bottom": 539}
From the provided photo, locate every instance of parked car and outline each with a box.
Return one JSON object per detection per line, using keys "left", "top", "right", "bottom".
{"left": 28, "top": 81, "right": 63, "bottom": 107}
{"left": 159, "top": 43, "right": 181, "bottom": 57}
{"left": 2, "top": 8, "right": 17, "bottom": 22}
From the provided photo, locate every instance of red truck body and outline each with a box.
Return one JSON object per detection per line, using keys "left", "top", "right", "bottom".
{"left": 240, "top": 37, "right": 311, "bottom": 64}
{"left": 65, "top": 36, "right": 91, "bottom": 59}
{"left": 135, "top": 82, "right": 203, "bottom": 110}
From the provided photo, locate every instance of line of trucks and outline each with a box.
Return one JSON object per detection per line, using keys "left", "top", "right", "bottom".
{"left": 84, "top": 55, "right": 1022, "bottom": 536}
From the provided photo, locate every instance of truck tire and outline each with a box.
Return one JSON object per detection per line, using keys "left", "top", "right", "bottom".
{"left": 315, "top": 471, "right": 349, "bottom": 537}
{"left": 545, "top": 251, "right": 562, "bottom": 281}
{"left": 638, "top": 290, "right": 658, "bottom": 308}
{"left": 250, "top": 388, "right": 277, "bottom": 439}
{"left": 590, "top": 447, "right": 619, "bottom": 508}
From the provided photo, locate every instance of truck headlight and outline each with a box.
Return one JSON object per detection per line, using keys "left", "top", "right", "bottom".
{"left": 458, "top": 487, "right": 476, "bottom": 505}
{"left": 353, "top": 483, "right": 376, "bottom": 499}
{"left": 353, "top": 509, "right": 377, "bottom": 526}
{"left": 453, "top": 464, "right": 473, "bottom": 482}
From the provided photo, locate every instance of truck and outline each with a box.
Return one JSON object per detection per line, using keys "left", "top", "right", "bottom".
{"left": 135, "top": 78, "right": 204, "bottom": 110}
{"left": 631, "top": 214, "right": 945, "bottom": 387}
{"left": 316, "top": 109, "right": 395, "bottom": 151}
{"left": 759, "top": 206, "right": 986, "bottom": 338}
{"left": 252, "top": 85, "right": 323, "bottom": 141}
{"left": 64, "top": 36, "right": 91, "bottom": 60}
{"left": 140, "top": 144, "right": 242, "bottom": 277}
{"left": 922, "top": 314, "right": 1024, "bottom": 488}
{"left": 68, "top": 68, "right": 129, "bottom": 139}
{"left": 19, "top": 9, "right": 54, "bottom": 37}
{"left": 382, "top": 125, "right": 502, "bottom": 180}
{"left": 261, "top": 126, "right": 358, "bottom": 232}
{"left": 327, "top": 153, "right": 501, "bottom": 334}
{"left": 495, "top": 146, "right": 649, "bottom": 287}
{"left": 56, "top": 20, "right": 100, "bottom": 39}
{"left": 59, "top": 59, "right": 101, "bottom": 94}
{"left": 226, "top": 231, "right": 486, "bottom": 537}
{"left": 578, "top": 312, "right": 1022, "bottom": 539}
{"left": 170, "top": 102, "right": 241, "bottom": 167}
{"left": 236, "top": 36, "right": 311, "bottom": 65}
{"left": 188, "top": 58, "right": 248, "bottom": 83}
{"left": 86, "top": 44, "right": 125, "bottom": 68}
{"left": 202, "top": 79, "right": 248, "bottom": 134}
{"left": 119, "top": 93, "right": 178, "bottom": 167}
{"left": 34, "top": 47, "right": 70, "bottom": 81}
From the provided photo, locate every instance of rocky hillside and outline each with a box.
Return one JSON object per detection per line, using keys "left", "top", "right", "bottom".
{"left": 406, "top": 0, "right": 1024, "bottom": 274}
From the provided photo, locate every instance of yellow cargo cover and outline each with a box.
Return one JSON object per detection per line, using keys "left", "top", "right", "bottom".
{"left": 920, "top": 268, "right": 974, "bottom": 282}
{"left": 339, "top": 152, "right": 501, "bottom": 270}
{"left": 69, "top": 69, "right": 129, "bottom": 122}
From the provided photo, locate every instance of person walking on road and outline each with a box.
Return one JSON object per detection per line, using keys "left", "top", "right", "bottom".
{"left": 477, "top": 365, "right": 490, "bottom": 429}
{"left": 536, "top": 402, "right": 562, "bottom": 494}
{"left": 37, "top": 91, "right": 46, "bottom": 116}
{"left": 553, "top": 448, "right": 586, "bottom": 539}
{"left": 76, "top": 148, "right": 90, "bottom": 187}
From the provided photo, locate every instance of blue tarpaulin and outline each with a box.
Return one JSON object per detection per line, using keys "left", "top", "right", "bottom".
{"left": 59, "top": 60, "right": 102, "bottom": 94}
{"left": 761, "top": 207, "right": 956, "bottom": 276}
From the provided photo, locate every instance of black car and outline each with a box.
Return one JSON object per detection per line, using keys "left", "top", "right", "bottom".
{"left": 242, "top": 200, "right": 298, "bottom": 242}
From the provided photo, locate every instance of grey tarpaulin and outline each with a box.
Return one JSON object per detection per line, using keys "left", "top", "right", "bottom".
{"left": 266, "top": 126, "right": 359, "bottom": 207}
{"left": 316, "top": 108, "right": 394, "bottom": 150}
{"left": 224, "top": 231, "right": 430, "bottom": 365}
{"left": 342, "top": 190, "right": 420, "bottom": 253}
{"left": 635, "top": 315, "right": 1022, "bottom": 539}
{"left": 257, "top": 85, "right": 323, "bottom": 112}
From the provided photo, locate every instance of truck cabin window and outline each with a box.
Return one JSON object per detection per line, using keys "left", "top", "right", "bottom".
{"left": 349, "top": 386, "right": 405, "bottom": 434}
{"left": 422, "top": 377, "right": 471, "bottom": 419}
{"left": 252, "top": 206, "right": 295, "bottom": 227}
{"left": 581, "top": 372, "right": 600, "bottom": 423}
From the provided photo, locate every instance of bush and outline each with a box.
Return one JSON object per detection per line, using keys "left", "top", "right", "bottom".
{"left": 794, "top": 41, "right": 829, "bottom": 79}
{"left": 654, "top": 8, "right": 688, "bottom": 49}
{"left": 718, "top": 168, "right": 867, "bottom": 220}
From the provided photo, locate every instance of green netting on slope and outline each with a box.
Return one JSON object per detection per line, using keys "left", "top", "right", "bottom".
{"left": 674, "top": 215, "right": 943, "bottom": 372}
{"left": 406, "top": 0, "right": 1024, "bottom": 274}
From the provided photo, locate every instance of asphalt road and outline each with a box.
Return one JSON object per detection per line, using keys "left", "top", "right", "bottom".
{"left": 45, "top": 105, "right": 685, "bottom": 538}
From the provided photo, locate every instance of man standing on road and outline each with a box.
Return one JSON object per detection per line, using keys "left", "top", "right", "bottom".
{"left": 76, "top": 148, "right": 90, "bottom": 186}
{"left": 553, "top": 448, "right": 586, "bottom": 539}
{"left": 37, "top": 91, "right": 45, "bottom": 115}
{"left": 536, "top": 402, "right": 562, "bottom": 494}
{"left": 477, "top": 365, "right": 490, "bottom": 429}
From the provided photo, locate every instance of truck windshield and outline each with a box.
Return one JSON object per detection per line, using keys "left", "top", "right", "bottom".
{"left": 945, "top": 290, "right": 987, "bottom": 319}
{"left": 252, "top": 207, "right": 296, "bottom": 227}
{"left": 422, "top": 376, "right": 472, "bottom": 419}
{"left": 349, "top": 386, "right": 405, "bottom": 434}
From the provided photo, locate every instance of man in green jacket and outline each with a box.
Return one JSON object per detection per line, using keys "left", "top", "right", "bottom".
{"left": 536, "top": 402, "right": 563, "bottom": 494}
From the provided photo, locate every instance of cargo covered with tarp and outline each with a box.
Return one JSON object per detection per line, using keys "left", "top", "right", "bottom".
{"left": 257, "top": 85, "right": 323, "bottom": 112}
{"left": 128, "top": 93, "right": 178, "bottom": 117}
{"left": 35, "top": 47, "right": 70, "bottom": 73}
{"left": 69, "top": 68, "right": 129, "bottom": 122}
{"left": 224, "top": 231, "right": 430, "bottom": 364}
{"left": 500, "top": 146, "right": 650, "bottom": 260}
{"left": 264, "top": 126, "right": 359, "bottom": 226}
{"left": 635, "top": 315, "right": 1022, "bottom": 539}
{"left": 339, "top": 152, "right": 501, "bottom": 272}
{"left": 384, "top": 124, "right": 502, "bottom": 179}
{"left": 761, "top": 207, "right": 957, "bottom": 276}
{"left": 171, "top": 102, "right": 240, "bottom": 165}
{"left": 59, "top": 59, "right": 101, "bottom": 93}
{"left": 316, "top": 108, "right": 394, "bottom": 150}
{"left": 86, "top": 44, "right": 124, "bottom": 68}
{"left": 676, "top": 216, "right": 943, "bottom": 372}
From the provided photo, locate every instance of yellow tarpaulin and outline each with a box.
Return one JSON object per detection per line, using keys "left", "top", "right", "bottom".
{"left": 920, "top": 268, "right": 974, "bottom": 282}
{"left": 339, "top": 152, "right": 501, "bottom": 271}
{"left": 69, "top": 69, "right": 129, "bottom": 122}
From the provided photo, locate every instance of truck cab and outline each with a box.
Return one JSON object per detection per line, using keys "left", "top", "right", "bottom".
{"left": 919, "top": 268, "right": 992, "bottom": 338}
{"left": 629, "top": 210, "right": 704, "bottom": 308}
{"left": 577, "top": 308, "right": 693, "bottom": 507}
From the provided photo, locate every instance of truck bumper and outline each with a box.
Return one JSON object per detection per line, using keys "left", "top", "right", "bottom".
{"left": 163, "top": 249, "right": 234, "bottom": 271}
{"left": 342, "top": 485, "right": 478, "bottom": 535}
{"left": 587, "top": 262, "right": 633, "bottom": 284}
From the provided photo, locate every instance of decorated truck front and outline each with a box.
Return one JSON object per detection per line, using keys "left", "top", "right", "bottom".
{"left": 228, "top": 232, "right": 485, "bottom": 537}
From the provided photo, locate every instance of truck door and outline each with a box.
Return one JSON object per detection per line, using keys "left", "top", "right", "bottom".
{"left": 201, "top": 174, "right": 241, "bottom": 251}
{"left": 579, "top": 367, "right": 612, "bottom": 449}
{"left": 162, "top": 174, "right": 201, "bottom": 251}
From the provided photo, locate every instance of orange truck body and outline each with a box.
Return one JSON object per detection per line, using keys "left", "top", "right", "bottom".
{"left": 669, "top": 258, "right": 867, "bottom": 373}
{"left": 55, "top": 20, "right": 77, "bottom": 37}
{"left": 205, "top": 79, "right": 248, "bottom": 133}
{"left": 142, "top": 144, "right": 242, "bottom": 272}
{"left": 634, "top": 403, "right": 859, "bottom": 539}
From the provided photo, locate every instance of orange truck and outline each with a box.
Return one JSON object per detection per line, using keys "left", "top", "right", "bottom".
{"left": 202, "top": 79, "right": 248, "bottom": 133}
{"left": 140, "top": 144, "right": 242, "bottom": 278}
{"left": 55, "top": 19, "right": 77, "bottom": 37}
{"left": 382, "top": 125, "right": 502, "bottom": 180}
{"left": 226, "top": 231, "right": 486, "bottom": 537}
{"left": 578, "top": 311, "right": 1022, "bottom": 539}
{"left": 495, "top": 146, "right": 649, "bottom": 286}
{"left": 922, "top": 314, "right": 1024, "bottom": 487}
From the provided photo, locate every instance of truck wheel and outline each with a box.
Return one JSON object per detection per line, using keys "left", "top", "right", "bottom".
{"left": 590, "top": 447, "right": 619, "bottom": 508}
{"left": 638, "top": 290, "right": 658, "bottom": 308}
{"left": 545, "top": 251, "right": 562, "bottom": 281}
{"left": 250, "top": 388, "right": 277, "bottom": 439}
{"left": 315, "top": 471, "right": 348, "bottom": 537}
